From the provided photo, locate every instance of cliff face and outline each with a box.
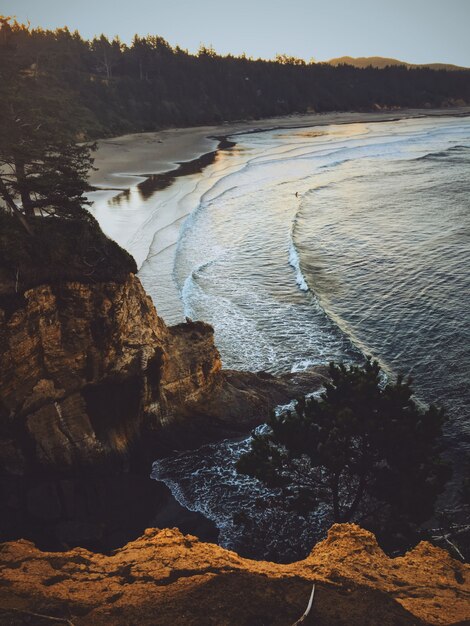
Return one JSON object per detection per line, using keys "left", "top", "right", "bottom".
{"left": 0, "top": 524, "right": 468, "bottom": 626}
{"left": 0, "top": 274, "right": 325, "bottom": 473}
{"left": 0, "top": 270, "right": 325, "bottom": 550}
{"left": 0, "top": 276, "right": 221, "bottom": 472}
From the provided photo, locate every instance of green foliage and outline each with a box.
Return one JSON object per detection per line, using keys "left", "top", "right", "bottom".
{"left": 237, "top": 359, "right": 451, "bottom": 540}
{"left": 0, "top": 17, "right": 96, "bottom": 231}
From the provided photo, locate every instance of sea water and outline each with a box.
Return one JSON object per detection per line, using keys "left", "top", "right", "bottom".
{"left": 95, "top": 116, "right": 470, "bottom": 560}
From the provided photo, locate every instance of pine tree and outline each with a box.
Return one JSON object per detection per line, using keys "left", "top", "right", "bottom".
{"left": 0, "top": 17, "right": 95, "bottom": 233}
{"left": 237, "top": 359, "right": 451, "bottom": 541}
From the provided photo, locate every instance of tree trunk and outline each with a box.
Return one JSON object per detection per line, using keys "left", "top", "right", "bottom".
{"left": 0, "top": 179, "right": 34, "bottom": 235}
{"left": 331, "top": 472, "right": 341, "bottom": 522}
{"left": 14, "top": 159, "right": 34, "bottom": 216}
{"left": 103, "top": 51, "right": 111, "bottom": 79}
{"left": 345, "top": 473, "right": 367, "bottom": 522}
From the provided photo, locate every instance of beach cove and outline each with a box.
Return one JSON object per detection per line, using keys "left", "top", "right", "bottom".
{"left": 89, "top": 107, "right": 470, "bottom": 324}
{"left": 87, "top": 108, "right": 470, "bottom": 560}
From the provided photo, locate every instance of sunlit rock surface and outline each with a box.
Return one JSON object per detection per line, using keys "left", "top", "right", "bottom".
{"left": 0, "top": 524, "right": 468, "bottom": 625}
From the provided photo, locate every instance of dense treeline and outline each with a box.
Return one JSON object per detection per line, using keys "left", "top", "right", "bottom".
{"left": 2, "top": 18, "right": 470, "bottom": 138}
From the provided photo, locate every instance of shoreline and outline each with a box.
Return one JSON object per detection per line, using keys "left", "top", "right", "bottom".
{"left": 121, "top": 109, "right": 470, "bottom": 555}
{"left": 93, "top": 135, "right": 236, "bottom": 205}
{"left": 88, "top": 106, "right": 470, "bottom": 326}
{"left": 89, "top": 107, "right": 470, "bottom": 192}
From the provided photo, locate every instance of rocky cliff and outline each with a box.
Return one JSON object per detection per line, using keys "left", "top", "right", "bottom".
{"left": 0, "top": 274, "right": 325, "bottom": 473}
{"left": 0, "top": 217, "right": 326, "bottom": 550}
{"left": 0, "top": 524, "right": 468, "bottom": 626}
{"left": 0, "top": 276, "right": 217, "bottom": 472}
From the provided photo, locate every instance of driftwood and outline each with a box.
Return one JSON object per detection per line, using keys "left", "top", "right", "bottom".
{"left": 431, "top": 523, "right": 470, "bottom": 562}
{"left": 292, "top": 583, "right": 316, "bottom": 625}
{"left": 443, "top": 536, "right": 465, "bottom": 561}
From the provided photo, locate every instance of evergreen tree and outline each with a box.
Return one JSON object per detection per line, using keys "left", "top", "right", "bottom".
{"left": 0, "top": 17, "right": 95, "bottom": 233}
{"left": 237, "top": 359, "right": 451, "bottom": 541}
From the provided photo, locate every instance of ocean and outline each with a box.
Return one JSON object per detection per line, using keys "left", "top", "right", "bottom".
{"left": 93, "top": 115, "right": 470, "bottom": 561}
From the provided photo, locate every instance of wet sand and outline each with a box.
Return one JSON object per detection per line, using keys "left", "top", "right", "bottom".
{"left": 89, "top": 107, "right": 470, "bottom": 190}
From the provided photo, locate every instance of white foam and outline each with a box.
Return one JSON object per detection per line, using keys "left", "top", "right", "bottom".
{"left": 288, "top": 239, "right": 309, "bottom": 292}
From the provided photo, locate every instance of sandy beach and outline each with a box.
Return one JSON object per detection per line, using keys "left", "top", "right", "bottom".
{"left": 88, "top": 107, "right": 470, "bottom": 324}
{"left": 90, "top": 107, "right": 470, "bottom": 189}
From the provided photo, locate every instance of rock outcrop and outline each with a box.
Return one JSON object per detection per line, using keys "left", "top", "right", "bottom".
{"left": 0, "top": 274, "right": 325, "bottom": 473}
{"left": 0, "top": 265, "right": 324, "bottom": 550}
{"left": 0, "top": 523, "right": 468, "bottom": 626}
{"left": 0, "top": 276, "right": 215, "bottom": 472}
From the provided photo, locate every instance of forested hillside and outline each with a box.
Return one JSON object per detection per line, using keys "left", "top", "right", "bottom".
{"left": 2, "top": 18, "right": 470, "bottom": 138}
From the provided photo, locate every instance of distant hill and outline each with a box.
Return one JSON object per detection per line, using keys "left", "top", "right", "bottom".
{"left": 327, "top": 56, "right": 468, "bottom": 71}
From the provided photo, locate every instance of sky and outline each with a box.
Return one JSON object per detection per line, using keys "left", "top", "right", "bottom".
{"left": 2, "top": 0, "right": 470, "bottom": 66}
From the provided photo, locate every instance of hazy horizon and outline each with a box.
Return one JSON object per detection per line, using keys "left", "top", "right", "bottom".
{"left": 3, "top": 0, "right": 470, "bottom": 66}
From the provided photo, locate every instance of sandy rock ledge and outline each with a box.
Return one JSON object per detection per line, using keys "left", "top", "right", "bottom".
{"left": 0, "top": 524, "right": 468, "bottom": 626}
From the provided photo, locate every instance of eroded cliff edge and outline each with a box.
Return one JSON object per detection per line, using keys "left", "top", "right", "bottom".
{"left": 1, "top": 524, "right": 469, "bottom": 626}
